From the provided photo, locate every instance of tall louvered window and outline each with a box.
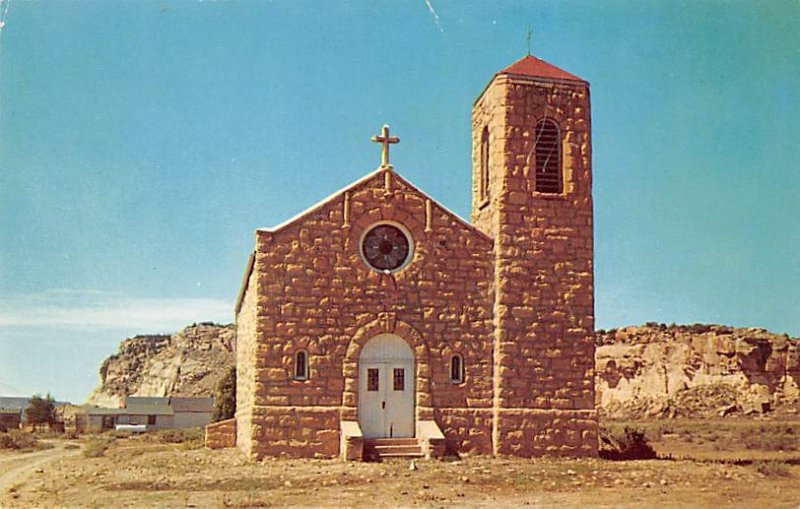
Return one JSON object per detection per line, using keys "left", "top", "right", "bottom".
{"left": 534, "top": 119, "right": 562, "bottom": 194}
{"left": 479, "top": 126, "right": 489, "bottom": 201}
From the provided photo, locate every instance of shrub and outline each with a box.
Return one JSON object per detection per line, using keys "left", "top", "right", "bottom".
{"left": 83, "top": 438, "right": 111, "bottom": 458}
{"left": 25, "top": 393, "right": 57, "bottom": 430}
{"left": 600, "top": 426, "right": 658, "bottom": 460}
{"left": 213, "top": 365, "right": 237, "bottom": 422}
{"left": 740, "top": 425, "right": 798, "bottom": 451}
{"left": 754, "top": 460, "right": 792, "bottom": 477}
{"left": 0, "top": 431, "right": 39, "bottom": 450}
{"left": 154, "top": 428, "right": 203, "bottom": 444}
{"left": 688, "top": 323, "right": 711, "bottom": 334}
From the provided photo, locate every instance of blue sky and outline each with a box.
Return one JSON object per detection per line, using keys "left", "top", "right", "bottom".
{"left": 0, "top": 1, "right": 798, "bottom": 403}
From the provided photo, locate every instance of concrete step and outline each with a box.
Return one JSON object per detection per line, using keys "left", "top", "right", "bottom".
{"left": 366, "top": 438, "right": 418, "bottom": 447}
{"left": 373, "top": 445, "right": 422, "bottom": 454}
{"left": 364, "top": 438, "right": 424, "bottom": 460}
{"left": 378, "top": 452, "right": 425, "bottom": 458}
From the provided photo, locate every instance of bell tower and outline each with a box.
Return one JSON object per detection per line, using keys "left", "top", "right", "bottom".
{"left": 472, "top": 55, "right": 597, "bottom": 457}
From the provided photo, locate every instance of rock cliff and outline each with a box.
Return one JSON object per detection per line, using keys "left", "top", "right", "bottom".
{"left": 86, "top": 323, "right": 235, "bottom": 407}
{"left": 597, "top": 324, "right": 800, "bottom": 418}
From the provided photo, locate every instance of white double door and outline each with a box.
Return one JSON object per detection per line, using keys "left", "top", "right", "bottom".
{"left": 358, "top": 334, "right": 415, "bottom": 439}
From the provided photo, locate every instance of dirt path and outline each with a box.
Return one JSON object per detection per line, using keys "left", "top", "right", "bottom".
{"left": 0, "top": 442, "right": 80, "bottom": 493}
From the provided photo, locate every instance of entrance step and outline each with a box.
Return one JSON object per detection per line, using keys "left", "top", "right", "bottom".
{"left": 364, "top": 438, "right": 424, "bottom": 461}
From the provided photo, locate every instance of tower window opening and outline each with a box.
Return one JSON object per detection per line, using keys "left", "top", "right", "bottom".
{"left": 534, "top": 119, "right": 562, "bottom": 194}
{"left": 479, "top": 126, "right": 490, "bottom": 202}
{"left": 450, "top": 354, "right": 464, "bottom": 384}
{"left": 294, "top": 350, "right": 308, "bottom": 380}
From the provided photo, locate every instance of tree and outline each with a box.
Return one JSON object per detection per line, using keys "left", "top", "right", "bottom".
{"left": 212, "top": 366, "right": 236, "bottom": 422}
{"left": 26, "top": 393, "right": 57, "bottom": 430}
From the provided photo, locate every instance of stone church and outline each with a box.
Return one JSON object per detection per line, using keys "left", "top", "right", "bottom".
{"left": 217, "top": 54, "right": 597, "bottom": 460}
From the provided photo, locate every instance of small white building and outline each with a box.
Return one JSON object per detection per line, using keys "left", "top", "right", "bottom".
{"left": 76, "top": 396, "right": 214, "bottom": 433}
{"left": 169, "top": 397, "right": 215, "bottom": 429}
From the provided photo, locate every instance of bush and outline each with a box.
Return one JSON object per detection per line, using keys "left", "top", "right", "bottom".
{"left": 0, "top": 430, "right": 39, "bottom": 450}
{"left": 83, "top": 438, "right": 111, "bottom": 458}
{"left": 213, "top": 365, "right": 237, "bottom": 422}
{"left": 688, "top": 323, "right": 711, "bottom": 334}
{"left": 140, "top": 428, "right": 204, "bottom": 450}
{"left": 754, "top": 460, "right": 792, "bottom": 477}
{"left": 26, "top": 393, "right": 57, "bottom": 430}
{"left": 154, "top": 428, "right": 203, "bottom": 444}
{"left": 600, "top": 426, "right": 658, "bottom": 460}
{"left": 740, "top": 425, "right": 798, "bottom": 451}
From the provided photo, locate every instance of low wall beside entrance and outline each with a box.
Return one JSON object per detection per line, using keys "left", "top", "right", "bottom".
{"left": 205, "top": 418, "right": 237, "bottom": 449}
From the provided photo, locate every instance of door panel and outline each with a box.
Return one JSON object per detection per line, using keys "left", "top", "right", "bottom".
{"left": 358, "top": 364, "right": 384, "bottom": 438}
{"left": 384, "top": 362, "right": 414, "bottom": 437}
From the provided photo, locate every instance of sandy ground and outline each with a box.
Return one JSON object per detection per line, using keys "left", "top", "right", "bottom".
{"left": 0, "top": 441, "right": 81, "bottom": 493}
{"left": 0, "top": 437, "right": 799, "bottom": 508}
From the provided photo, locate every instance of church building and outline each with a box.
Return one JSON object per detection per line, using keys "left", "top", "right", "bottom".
{"left": 220, "top": 55, "right": 597, "bottom": 460}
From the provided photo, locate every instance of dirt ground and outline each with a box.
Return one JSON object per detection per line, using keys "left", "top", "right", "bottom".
{"left": 1, "top": 419, "right": 799, "bottom": 508}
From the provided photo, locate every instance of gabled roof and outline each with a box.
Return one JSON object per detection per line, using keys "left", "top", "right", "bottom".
{"left": 0, "top": 397, "right": 70, "bottom": 410}
{"left": 0, "top": 397, "right": 30, "bottom": 410}
{"left": 124, "top": 396, "right": 174, "bottom": 415}
{"left": 258, "top": 168, "right": 489, "bottom": 241}
{"left": 498, "top": 55, "right": 585, "bottom": 82}
{"left": 81, "top": 405, "right": 123, "bottom": 416}
{"left": 125, "top": 396, "right": 169, "bottom": 407}
{"left": 125, "top": 404, "right": 174, "bottom": 416}
{"left": 169, "top": 397, "right": 214, "bottom": 413}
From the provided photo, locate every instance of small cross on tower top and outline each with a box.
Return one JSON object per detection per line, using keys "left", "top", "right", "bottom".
{"left": 371, "top": 124, "right": 400, "bottom": 168}
{"left": 526, "top": 26, "right": 533, "bottom": 56}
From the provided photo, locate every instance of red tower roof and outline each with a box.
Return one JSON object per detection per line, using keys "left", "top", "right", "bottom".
{"left": 499, "top": 55, "right": 585, "bottom": 82}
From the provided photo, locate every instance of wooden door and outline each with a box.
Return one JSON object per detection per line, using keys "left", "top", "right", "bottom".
{"left": 358, "top": 334, "right": 415, "bottom": 438}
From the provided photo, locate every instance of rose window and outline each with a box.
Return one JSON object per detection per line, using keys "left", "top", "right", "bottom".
{"left": 361, "top": 224, "right": 412, "bottom": 272}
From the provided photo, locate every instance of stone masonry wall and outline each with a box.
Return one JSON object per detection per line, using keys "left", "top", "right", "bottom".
{"left": 205, "top": 418, "right": 237, "bottom": 449}
{"left": 244, "top": 170, "right": 495, "bottom": 459}
{"left": 235, "top": 265, "right": 258, "bottom": 457}
{"left": 473, "top": 74, "right": 597, "bottom": 457}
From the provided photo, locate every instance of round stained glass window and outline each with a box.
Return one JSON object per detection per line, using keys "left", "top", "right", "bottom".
{"left": 361, "top": 224, "right": 412, "bottom": 272}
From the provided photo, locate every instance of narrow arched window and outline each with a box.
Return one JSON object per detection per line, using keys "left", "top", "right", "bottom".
{"left": 534, "top": 119, "right": 562, "bottom": 194}
{"left": 294, "top": 350, "right": 308, "bottom": 381}
{"left": 450, "top": 354, "right": 464, "bottom": 384}
{"left": 479, "top": 126, "right": 490, "bottom": 202}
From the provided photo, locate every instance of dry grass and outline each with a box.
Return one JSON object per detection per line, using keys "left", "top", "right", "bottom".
{"left": 82, "top": 438, "right": 112, "bottom": 458}
{"left": 2, "top": 419, "right": 799, "bottom": 508}
{"left": 754, "top": 460, "right": 792, "bottom": 478}
{"left": 607, "top": 417, "right": 800, "bottom": 461}
{"left": 0, "top": 431, "right": 52, "bottom": 452}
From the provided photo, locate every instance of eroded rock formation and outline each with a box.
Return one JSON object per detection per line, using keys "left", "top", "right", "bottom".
{"left": 86, "top": 323, "right": 235, "bottom": 406}
{"left": 596, "top": 324, "right": 800, "bottom": 418}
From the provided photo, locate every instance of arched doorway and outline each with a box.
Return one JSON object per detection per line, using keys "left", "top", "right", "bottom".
{"left": 358, "top": 333, "right": 415, "bottom": 438}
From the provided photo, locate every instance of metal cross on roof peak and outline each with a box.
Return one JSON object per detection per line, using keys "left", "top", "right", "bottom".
{"left": 526, "top": 26, "right": 533, "bottom": 56}
{"left": 371, "top": 124, "right": 400, "bottom": 167}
